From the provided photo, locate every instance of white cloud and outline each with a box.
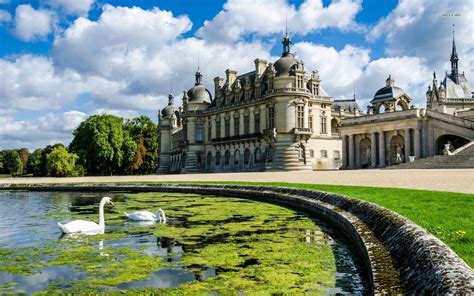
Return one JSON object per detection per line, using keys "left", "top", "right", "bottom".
{"left": 48, "top": 0, "right": 94, "bottom": 15}
{"left": 0, "top": 0, "right": 9, "bottom": 4}
{"left": 0, "top": 9, "right": 11, "bottom": 23}
{"left": 197, "top": 0, "right": 362, "bottom": 42}
{"left": 0, "top": 55, "right": 85, "bottom": 111}
{"left": 14, "top": 4, "right": 52, "bottom": 41}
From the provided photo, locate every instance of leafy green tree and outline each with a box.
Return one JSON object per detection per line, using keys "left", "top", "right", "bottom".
{"left": 0, "top": 151, "right": 4, "bottom": 174}
{"left": 3, "top": 150, "right": 23, "bottom": 176}
{"left": 70, "top": 114, "right": 137, "bottom": 175}
{"left": 46, "top": 146, "right": 78, "bottom": 177}
{"left": 28, "top": 148, "right": 44, "bottom": 176}
{"left": 40, "top": 144, "right": 65, "bottom": 176}
{"left": 125, "top": 115, "right": 159, "bottom": 174}
{"left": 18, "top": 148, "right": 29, "bottom": 174}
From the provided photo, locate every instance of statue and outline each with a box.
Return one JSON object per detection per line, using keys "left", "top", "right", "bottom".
{"left": 395, "top": 144, "right": 404, "bottom": 164}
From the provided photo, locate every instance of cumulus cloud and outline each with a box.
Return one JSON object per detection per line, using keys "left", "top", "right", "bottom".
{"left": 0, "top": 9, "right": 11, "bottom": 23}
{"left": 197, "top": 0, "right": 362, "bottom": 42}
{"left": 0, "top": 55, "right": 85, "bottom": 111}
{"left": 47, "top": 0, "right": 94, "bottom": 15}
{"left": 14, "top": 4, "right": 52, "bottom": 41}
{"left": 368, "top": 0, "right": 473, "bottom": 77}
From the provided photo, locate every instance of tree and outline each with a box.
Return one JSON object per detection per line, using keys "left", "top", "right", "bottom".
{"left": 125, "top": 115, "right": 159, "bottom": 174}
{"left": 18, "top": 148, "right": 29, "bottom": 174}
{"left": 70, "top": 114, "right": 137, "bottom": 175}
{"left": 46, "top": 146, "right": 78, "bottom": 177}
{"left": 40, "top": 144, "right": 65, "bottom": 176}
{"left": 3, "top": 150, "right": 23, "bottom": 176}
{"left": 28, "top": 148, "right": 44, "bottom": 176}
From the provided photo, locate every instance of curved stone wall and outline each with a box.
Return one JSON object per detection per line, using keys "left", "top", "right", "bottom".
{"left": 1, "top": 183, "right": 473, "bottom": 293}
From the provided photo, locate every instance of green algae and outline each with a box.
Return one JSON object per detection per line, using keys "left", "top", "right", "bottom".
{"left": 0, "top": 192, "right": 359, "bottom": 294}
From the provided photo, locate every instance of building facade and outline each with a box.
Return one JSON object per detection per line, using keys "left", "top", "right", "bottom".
{"left": 157, "top": 34, "right": 343, "bottom": 173}
{"left": 339, "top": 35, "right": 474, "bottom": 169}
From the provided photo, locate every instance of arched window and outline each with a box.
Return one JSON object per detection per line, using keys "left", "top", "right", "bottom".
{"left": 224, "top": 150, "right": 231, "bottom": 165}
{"left": 215, "top": 151, "right": 221, "bottom": 166}
{"left": 254, "top": 147, "right": 261, "bottom": 164}
{"left": 244, "top": 149, "right": 250, "bottom": 165}
{"left": 207, "top": 152, "right": 212, "bottom": 166}
{"left": 234, "top": 150, "right": 240, "bottom": 165}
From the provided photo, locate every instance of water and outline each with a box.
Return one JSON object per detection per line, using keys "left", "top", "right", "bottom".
{"left": 0, "top": 191, "right": 367, "bottom": 294}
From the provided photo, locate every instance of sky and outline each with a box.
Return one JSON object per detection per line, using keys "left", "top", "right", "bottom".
{"left": 0, "top": 0, "right": 473, "bottom": 150}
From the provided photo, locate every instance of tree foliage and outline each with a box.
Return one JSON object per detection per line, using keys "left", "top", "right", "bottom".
{"left": 18, "top": 148, "right": 29, "bottom": 174}
{"left": 46, "top": 146, "right": 79, "bottom": 177}
{"left": 28, "top": 148, "right": 43, "bottom": 176}
{"left": 125, "top": 115, "right": 159, "bottom": 174}
{"left": 3, "top": 150, "right": 23, "bottom": 176}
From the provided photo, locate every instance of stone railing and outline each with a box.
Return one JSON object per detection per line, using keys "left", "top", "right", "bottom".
{"left": 426, "top": 109, "right": 474, "bottom": 129}
{"left": 340, "top": 109, "right": 421, "bottom": 126}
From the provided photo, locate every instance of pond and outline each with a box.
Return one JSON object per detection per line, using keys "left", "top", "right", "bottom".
{"left": 0, "top": 191, "right": 367, "bottom": 294}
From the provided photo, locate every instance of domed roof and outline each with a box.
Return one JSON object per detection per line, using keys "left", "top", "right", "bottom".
{"left": 161, "top": 93, "right": 178, "bottom": 118}
{"left": 274, "top": 53, "right": 298, "bottom": 77}
{"left": 372, "top": 75, "right": 406, "bottom": 101}
{"left": 187, "top": 71, "right": 212, "bottom": 104}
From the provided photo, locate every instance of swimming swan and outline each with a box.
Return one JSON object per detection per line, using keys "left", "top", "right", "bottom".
{"left": 124, "top": 208, "right": 166, "bottom": 223}
{"left": 58, "top": 196, "right": 114, "bottom": 234}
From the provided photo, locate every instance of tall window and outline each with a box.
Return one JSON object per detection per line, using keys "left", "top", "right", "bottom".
{"left": 297, "top": 75, "right": 304, "bottom": 89}
{"left": 244, "top": 115, "right": 250, "bottom": 134}
{"left": 297, "top": 106, "right": 304, "bottom": 128}
{"left": 309, "top": 113, "right": 313, "bottom": 130}
{"left": 195, "top": 123, "right": 203, "bottom": 143}
{"left": 320, "top": 116, "right": 327, "bottom": 134}
{"left": 268, "top": 106, "right": 275, "bottom": 129}
{"left": 215, "top": 151, "right": 221, "bottom": 165}
{"left": 224, "top": 118, "right": 230, "bottom": 137}
{"left": 224, "top": 150, "right": 230, "bottom": 165}
{"left": 254, "top": 114, "right": 260, "bottom": 133}
{"left": 216, "top": 118, "right": 221, "bottom": 138}
{"left": 234, "top": 116, "right": 240, "bottom": 136}
{"left": 207, "top": 122, "right": 212, "bottom": 141}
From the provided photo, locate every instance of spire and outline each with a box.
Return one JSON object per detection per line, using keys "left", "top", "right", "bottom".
{"left": 450, "top": 24, "right": 459, "bottom": 83}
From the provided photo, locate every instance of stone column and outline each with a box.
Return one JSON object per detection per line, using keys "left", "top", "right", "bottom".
{"left": 414, "top": 128, "right": 421, "bottom": 160}
{"left": 230, "top": 111, "right": 235, "bottom": 136}
{"left": 239, "top": 109, "right": 245, "bottom": 135}
{"left": 260, "top": 105, "right": 266, "bottom": 131}
{"left": 341, "top": 135, "right": 347, "bottom": 168}
{"left": 404, "top": 128, "right": 411, "bottom": 162}
{"left": 348, "top": 134, "right": 355, "bottom": 169}
{"left": 249, "top": 106, "right": 255, "bottom": 134}
{"left": 378, "top": 131, "right": 385, "bottom": 168}
{"left": 370, "top": 132, "right": 377, "bottom": 168}
{"left": 211, "top": 115, "right": 216, "bottom": 140}
{"left": 220, "top": 113, "right": 225, "bottom": 138}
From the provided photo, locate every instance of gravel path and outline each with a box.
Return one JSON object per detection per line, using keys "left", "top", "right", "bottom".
{"left": 1, "top": 169, "right": 473, "bottom": 194}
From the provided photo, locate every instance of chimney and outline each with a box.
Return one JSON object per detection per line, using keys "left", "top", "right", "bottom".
{"left": 254, "top": 59, "right": 268, "bottom": 77}
{"left": 225, "top": 69, "right": 238, "bottom": 86}
{"left": 213, "top": 76, "right": 224, "bottom": 99}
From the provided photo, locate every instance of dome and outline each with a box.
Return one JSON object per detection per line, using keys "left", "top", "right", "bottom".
{"left": 187, "top": 84, "right": 212, "bottom": 104}
{"left": 161, "top": 104, "right": 178, "bottom": 118}
{"left": 274, "top": 53, "right": 298, "bottom": 77}
{"left": 372, "top": 75, "right": 406, "bottom": 101}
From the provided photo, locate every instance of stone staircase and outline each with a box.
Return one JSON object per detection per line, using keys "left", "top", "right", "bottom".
{"left": 387, "top": 142, "right": 474, "bottom": 169}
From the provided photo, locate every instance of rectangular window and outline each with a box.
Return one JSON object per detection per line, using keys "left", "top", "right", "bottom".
{"left": 333, "top": 150, "right": 341, "bottom": 160}
{"left": 254, "top": 114, "right": 260, "bottom": 133}
{"left": 225, "top": 118, "right": 230, "bottom": 137}
{"left": 234, "top": 116, "right": 240, "bottom": 136}
{"left": 195, "top": 124, "right": 203, "bottom": 143}
{"left": 244, "top": 115, "right": 250, "bottom": 134}
{"left": 297, "top": 106, "right": 304, "bottom": 128}
{"left": 320, "top": 150, "right": 328, "bottom": 158}
{"left": 216, "top": 118, "right": 221, "bottom": 138}
{"left": 321, "top": 116, "right": 327, "bottom": 134}
{"left": 268, "top": 106, "right": 275, "bottom": 129}
{"left": 309, "top": 114, "right": 313, "bottom": 130}
{"left": 207, "top": 122, "right": 212, "bottom": 141}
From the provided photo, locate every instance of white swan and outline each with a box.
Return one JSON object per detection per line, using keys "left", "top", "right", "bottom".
{"left": 124, "top": 208, "right": 166, "bottom": 223}
{"left": 58, "top": 196, "right": 114, "bottom": 234}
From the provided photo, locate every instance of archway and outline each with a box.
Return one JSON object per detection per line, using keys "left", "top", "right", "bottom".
{"left": 389, "top": 135, "right": 405, "bottom": 165}
{"left": 244, "top": 149, "right": 250, "bottom": 165}
{"left": 224, "top": 150, "right": 231, "bottom": 166}
{"left": 234, "top": 150, "right": 240, "bottom": 166}
{"left": 206, "top": 152, "right": 212, "bottom": 168}
{"left": 254, "top": 147, "right": 261, "bottom": 164}
{"left": 331, "top": 118, "right": 339, "bottom": 135}
{"left": 436, "top": 134, "right": 469, "bottom": 155}
{"left": 215, "top": 151, "right": 221, "bottom": 166}
{"left": 358, "top": 137, "right": 371, "bottom": 168}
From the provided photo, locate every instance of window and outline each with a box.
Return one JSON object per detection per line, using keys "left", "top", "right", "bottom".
{"left": 312, "top": 84, "right": 318, "bottom": 95}
{"left": 225, "top": 118, "right": 230, "bottom": 138}
{"left": 309, "top": 113, "right": 313, "bottom": 130}
{"left": 297, "top": 106, "right": 304, "bottom": 128}
{"left": 207, "top": 122, "right": 212, "bottom": 141}
{"left": 254, "top": 114, "right": 260, "bottom": 133}
{"left": 224, "top": 150, "right": 230, "bottom": 165}
{"left": 268, "top": 106, "right": 275, "bottom": 129}
{"left": 207, "top": 152, "right": 212, "bottom": 166}
{"left": 297, "top": 75, "right": 304, "bottom": 89}
{"left": 244, "top": 115, "right": 250, "bottom": 134}
{"left": 216, "top": 118, "right": 221, "bottom": 138}
{"left": 234, "top": 116, "right": 240, "bottom": 136}
{"left": 244, "top": 149, "right": 250, "bottom": 165}
{"left": 320, "top": 116, "right": 327, "bottom": 134}
{"left": 234, "top": 150, "right": 240, "bottom": 165}
{"left": 215, "top": 151, "right": 221, "bottom": 165}
{"left": 255, "top": 148, "right": 261, "bottom": 164}
{"left": 333, "top": 150, "right": 341, "bottom": 160}
{"left": 320, "top": 150, "right": 328, "bottom": 158}
{"left": 195, "top": 123, "right": 203, "bottom": 143}
{"left": 310, "top": 149, "right": 314, "bottom": 158}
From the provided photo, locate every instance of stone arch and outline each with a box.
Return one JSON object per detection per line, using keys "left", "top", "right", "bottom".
{"left": 224, "top": 150, "right": 231, "bottom": 166}
{"left": 436, "top": 134, "right": 469, "bottom": 155}
{"left": 377, "top": 103, "right": 389, "bottom": 114}
{"left": 234, "top": 150, "right": 240, "bottom": 165}
{"left": 389, "top": 135, "right": 405, "bottom": 165}
{"left": 206, "top": 152, "right": 212, "bottom": 167}
{"left": 244, "top": 148, "right": 251, "bottom": 165}
{"left": 331, "top": 118, "right": 339, "bottom": 135}
{"left": 254, "top": 147, "right": 261, "bottom": 164}
{"left": 215, "top": 151, "right": 221, "bottom": 166}
{"left": 359, "top": 137, "right": 371, "bottom": 168}
{"left": 395, "top": 99, "right": 409, "bottom": 111}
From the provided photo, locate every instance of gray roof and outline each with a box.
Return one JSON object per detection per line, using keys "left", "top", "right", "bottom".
{"left": 333, "top": 98, "right": 361, "bottom": 112}
{"left": 274, "top": 53, "right": 298, "bottom": 77}
{"left": 187, "top": 84, "right": 212, "bottom": 104}
{"left": 372, "top": 85, "right": 405, "bottom": 101}
{"left": 443, "top": 73, "right": 473, "bottom": 99}
{"left": 161, "top": 104, "right": 178, "bottom": 118}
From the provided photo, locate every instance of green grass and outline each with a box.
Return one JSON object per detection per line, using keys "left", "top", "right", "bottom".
{"left": 139, "top": 181, "right": 473, "bottom": 268}
{"left": 0, "top": 174, "right": 10, "bottom": 179}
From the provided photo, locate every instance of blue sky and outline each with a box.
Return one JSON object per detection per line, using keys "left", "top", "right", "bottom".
{"left": 0, "top": 0, "right": 472, "bottom": 150}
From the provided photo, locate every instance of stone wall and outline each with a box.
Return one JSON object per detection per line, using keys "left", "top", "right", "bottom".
{"left": 1, "top": 183, "right": 473, "bottom": 293}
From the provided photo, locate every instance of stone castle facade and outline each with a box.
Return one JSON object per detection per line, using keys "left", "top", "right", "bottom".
{"left": 157, "top": 34, "right": 344, "bottom": 173}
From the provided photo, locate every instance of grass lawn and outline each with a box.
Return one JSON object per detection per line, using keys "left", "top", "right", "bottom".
{"left": 0, "top": 174, "right": 10, "bottom": 179}
{"left": 150, "top": 181, "right": 473, "bottom": 267}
